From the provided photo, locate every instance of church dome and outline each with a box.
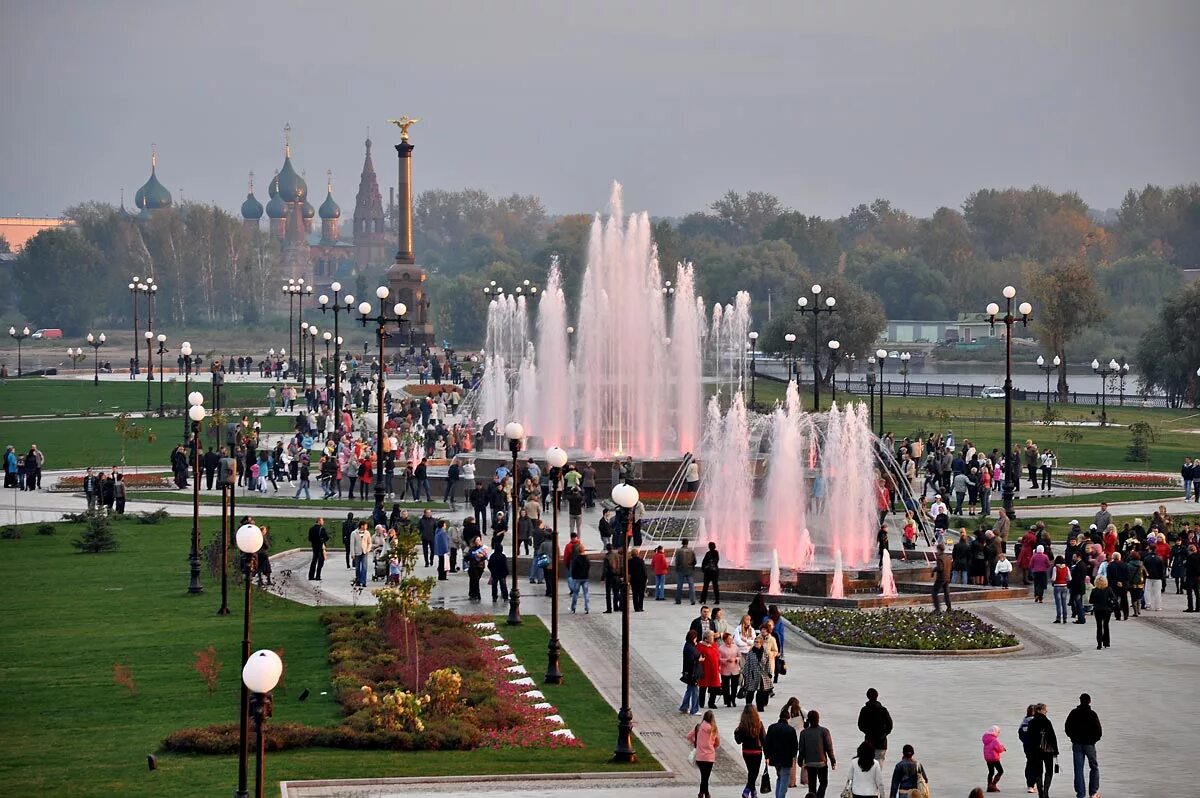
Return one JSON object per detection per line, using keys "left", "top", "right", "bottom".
{"left": 266, "top": 192, "right": 287, "bottom": 219}
{"left": 302, "top": 198, "right": 316, "bottom": 220}
{"left": 241, "top": 192, "right": 264, "bottom": 220}
{"left": 319, "top": 190, "right": 341, "bottom": 220}
{"left": 134, "top": 156, "right": 172, "bottom": 211}
{"left": 276, "top": 155, "right": 307, "bottom": 203}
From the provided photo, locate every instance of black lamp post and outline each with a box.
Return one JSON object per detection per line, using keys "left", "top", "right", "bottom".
{"left": 828, "top": 340, "right": 840, "bottom": 404}
{"left": 89, "top": 332, "right": 108, "bottom": 385}
{"left": 308, "top": 326, "right": 318, "bottom": 396}
{"left": 545, "top": 446, "right": 568, "bottom": 683}
{"left": 234, "top": 522, "right": 264, "bottom": 798}
{"left": 1036, "top": 354, "right": 1059, "bottom": 411}
{"left": 282, "top": 279, "right": 297, "bottom": 374}
{"left": 180, "top": 341, "right": 194, "bottom": 441}
{"left": 128, "top": 279, "right": 140, "bottom": 376}
{"left": 241, "top": 649, "right": 283, "bottom": 798}
{"left": 610, "top": 482, "right": 639, "bottom": 763}
{"left": 899, "top": 351, "right": 911, "bottom": 396}
{"left": 155, "top": 334, "right": 168, "bottom": 417}
{"left": 1118, "top": 359, "right": 1129, "bottom": 406}
{"left": 8, "top": 326, "right": 29, "bottom": 376}
{"left": 186, "top": 393, "right": 206, "bottom": 594}
{"left": 297, "top": 282, "right": 312, "bottom": 382}
{"left": 299, "top": 322, "right": 309, "bottom": 383}
{"left": 875, "top": 348, "right": 888, "bottom": 437}
{"left": 795, "top": 283, "right": 837, "bottom": 412}
{"left": 866, "top": 357, "right": 877, "bottom": 430}
{"left": 322, "top": 332, "right": 332, "bottom": 387}
{"left": 986, "top": 286, "right": 1033, "bottom": 519}
{"left": 784, "top": 333, "right": 796, "bottom": 384}
{"left": 146, "top": 282, "right": 157, "bottom": 392}
{"left": 504, "top": 421, "right": 525, "bottom": 625}
{"left": 358, "top": 288, "right": 407, "bottom": 518}
{"left": 143, "top": 331, "right": 154, "bottom": 411}
{"left": 318, "top": 282, "right": 354, "bottom": 430}
{"left": 748, "top": 331, "right": 759, "bottom": 409}
{"left": 1092, "top": 357, "right": 1119, "bottom": 427}
{"left": 66, "top": 346, "right": 84, "bottom": 370}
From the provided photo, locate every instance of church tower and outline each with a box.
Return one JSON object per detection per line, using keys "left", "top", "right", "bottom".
{"left": 319, "top": 170, "right": 341, "bottom": 244}
{"left": 240, "top": 171, "right": 264, "bottom": 233}
{"left": 353, "top": 137, "right": 388, "bottom": 267}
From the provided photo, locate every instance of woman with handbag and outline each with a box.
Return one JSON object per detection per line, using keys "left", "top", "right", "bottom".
{"left": 687, "top": 709, "right": 720, "bottom": 798}
{"left": 733, "top": 705, "right": 767, "bottom": 798}
{"left": 887, "top": 744, "right": 929, "bottom": 797}
{"left": 741, "top": 635, "right": 772, "bottom": 713}
{"left": 847, "top": 742, "right": 884, "bottom": 797}
{"left": 679, "top": 630, "right": 703, "bottom": 715}
{"left": 1022, "top": 703, "right": 1058, "bottom": 798}
{"left": 697, "top": 631, "right": 723, "bottom": 710}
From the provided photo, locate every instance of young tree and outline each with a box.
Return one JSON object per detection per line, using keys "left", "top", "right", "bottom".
{"left": 1026, "top": 257, "right": 1105, "bottom": 400}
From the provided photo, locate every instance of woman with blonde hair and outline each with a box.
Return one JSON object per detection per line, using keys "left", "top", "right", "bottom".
{"left": 1089, "top": 575, "right": 1116, "bottom": 649}
{"left": 687, "top": 708, "right": 720, "bottom": 798}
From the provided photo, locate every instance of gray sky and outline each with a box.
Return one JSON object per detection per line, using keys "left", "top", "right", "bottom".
{"left": 2, "top": 0, "right": 1197, "bottom": 220}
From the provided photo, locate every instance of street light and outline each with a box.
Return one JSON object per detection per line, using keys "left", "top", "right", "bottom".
{"left": 308, "top": 325, "right": 318, "bottom": 396}
{"left": 234, "top": 522, "right": 264, "bottom": 798}
{"left": 795, "top": 284, "right": 837, "bottom": 411}
{"left": 610, "top": 481, "right": 638, "bottom": 763}
{"left": 8, "top": 326, "right": 29, "bottom": 376}
{"left": 155, "top": 334, "right": 168, "bottom": 417}
{"left": 784, "top": 333, "right": 797, "bottom": 383}
{"left": 318, "top": 282, "right": 353, "bottom": 428}
{"left": 747, "top": 331, "right": 759, "bottom": 408}
{"left": 180, "top": 341, "right": 194, "bottom": 441}
{"left": 358, "top": 288, "right": 408, "bottom": 517}
{"left": 1118, "top": 358, "right": 1130, "bottom": 406}
{"left": 143, "top": 330, "right": 154, "bottom": 411}
{"left": 875, "top": 349, "right": 888, "bottom": 437}
{"left": 503, "top": 421, "right": 525, "bottom": 625}
{"left": 828, "top": 340, "right": 840, "bottom": 403}
{"left": 899, "top": 351, "right": 911, "bottom": 396}
{"left": 299, "top": 321, "right": 309, "bottom": 382}
{"left": 866, "top": 356, "right": 877, "bottom": 430}
{"left": 297, "top": 282, "right": 312, "bottom": 382}
{"left": 545, "top": 445, "right": 568, "bottom": 684}
{"left": 187, "top": 393, "right": 206, "bottom": 594}
{"left": 322, "top": 331, "right": 333, "bottom": 386}
{"left": 1036, "top": 354, "right": 1060, "bottom": 411}
{"left": 128, "top": 279, "right": 140, "bottom": 376}
{"left": 282, "top": 279, "right": 297, "bottom": 375}
{"left": 986, "top": 285, "right": 1033, "bottom": 519}
{"left": 242, "top": 649, "right": 283, "bottom": 798}
{"left": 1092, "top": 358, "right": 1120, "bottom": 426}
{"left": 67, "top": 346, "right": 85, "bottom": 370}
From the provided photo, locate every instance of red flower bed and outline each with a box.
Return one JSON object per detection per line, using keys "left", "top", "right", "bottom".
{"left": 401, "top": 384, "right": 462, "bottom": 398}
{"left": 634, "top": 491, "right": 696, "bottom": 502}
{"left": 56, "top": 473, "right": 172, "bottom": 490}
{"left": 1057, "top": 472, "right": 1178, "bottom": 488}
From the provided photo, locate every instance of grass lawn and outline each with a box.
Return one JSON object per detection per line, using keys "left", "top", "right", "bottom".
{"left": 0, "top": 377, "right": 269, "bottom": 417}
{"left": 1013, "top": 489, "right": 1181, "bottom": 508}
{"left": 126, "top": 490, "right": 449, "bottom": 512}
{"left": 0, "top": 418, "right": 170, "bottom": 469}
{"left": 747, "top": 384, "right": 1200, "bottom": 473}
{"left": 0, "top": 517, "right": 656, "bottom": 797}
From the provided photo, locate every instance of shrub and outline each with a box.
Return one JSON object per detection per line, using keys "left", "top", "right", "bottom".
{"left": 72, "top": 514, "right": 119, "bottom": 553}
{"left": 786, "top": 608, "right": 1017, "bottom": 650}
{"left": 193, "top": 645, "right": 222, "bottom": 695}
{"left": 36, "top": 523, "right": 56, "bottom": 536}
{"left": 113, "top": 663, "right": 137, "bottom": 697}
{"left": 130, "top": 508, "right": 171, "bottom": 525}
{"left": 1, "top": 525, "right": 22, "bottom": 540}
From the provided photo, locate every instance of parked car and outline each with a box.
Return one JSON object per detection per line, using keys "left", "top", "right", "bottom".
{"left": 31, "top": 328, "right": 63, "bottom": 339}
{"left": 981, "top": 386, "right": 1006, "bottom": 399}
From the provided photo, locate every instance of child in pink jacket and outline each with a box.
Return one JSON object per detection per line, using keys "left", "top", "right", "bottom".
{"left": 982, "top": 724, "right": 1006, "bottom": 792}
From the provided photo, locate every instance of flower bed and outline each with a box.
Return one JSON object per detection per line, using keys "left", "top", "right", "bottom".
{"left": 163, "top": 607, "right": 579, "bottom": 754}
{"left": 1056, "top": 472, "right": 1178, "bottom": 488}
{"left": 785, "top": 608, "right": 1017, "bottom": 651}
{"left": 401, "top": 384, "right": 462, "bottom": 398}
{"left": 55, "top": 473, "right": 173, "bottom": 491}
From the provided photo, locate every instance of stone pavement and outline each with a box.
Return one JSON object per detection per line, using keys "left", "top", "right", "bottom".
{"left": 270, "top": 545, "right": 1200, "bottom": 798}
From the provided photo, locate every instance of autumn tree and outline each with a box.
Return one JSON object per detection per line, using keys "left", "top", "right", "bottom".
{"left": 1026, "top": 257, "right": 1105, "bottom": 400}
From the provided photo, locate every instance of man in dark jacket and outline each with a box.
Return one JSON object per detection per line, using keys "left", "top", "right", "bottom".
{"left": 1106, "top": 553, "right": 1130, "bottom": 620}
{"left": 1069, "top": 552, "right": 1090, "bottom": 623}
{"left": 307, "top": 518, "right": 329, "bottom": 580}
{"left": 83, "top": 468, "right": 99, "bottom": 511}
{"left": 469, "top": 481, "right": 488, "bottom": 529}
{"left": 340, "top": 512, "right": 356, "bottom": 569}
{"left": 628, "top": 548, "right": 647, "bottom": 612}
{"left": 764, "top": 707, "right": 800, "bottom": 790}
{"left": 418, "top": 509, "right": 437, "bottom": 567}
{"left": 1064, "top": 693, "right": 1102, "bottom": 798}
{"left": 1022, "top": 703, "right": 1058, "bottom": 798}
{"left": 700, "top": 541, "right": 721, "bottom": 605}
{"left": 202, "top": 446, "right": 221, "bottom": 490}
{"left": 857, "top": 687, "right": 894, "bottom": 762}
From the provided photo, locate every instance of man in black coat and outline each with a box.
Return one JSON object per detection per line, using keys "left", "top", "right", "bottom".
{"left": 307, "top": 518, "right": 329, "bottom": 580}
{"left": 856, "top": 687, "right": 894, "bottom": 762}
{"left": 628, "top": 548, "right": 647, "bottom": 612}
{"left": 202, "top": 446, "right": 221, "bottom": 490}
{"left": 764, "top": 707, "right": 801, "bottom": 789}
{"left": 1064, "top": 693, "right": 1102, "bottom": 798}
{"left": 340, "top": 512, "right": 356, "bottom": 569}
{"left": 418, "top": 509, "right": 437, "bottom": 568}
{"left": 469, "top": 481, "right": 488, "bottom": 529}
{"left": 1069, "top": 551, "right": 1090, "bottom": 623}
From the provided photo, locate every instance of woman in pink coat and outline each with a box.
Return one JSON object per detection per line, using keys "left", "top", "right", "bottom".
{"left": 687, "top": 709, "right": 720, "bottom": 798}
{"left": 982, "top": 724, "right": 1006, "bottom": 792}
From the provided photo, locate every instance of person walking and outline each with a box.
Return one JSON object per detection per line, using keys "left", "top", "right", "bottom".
{"left": 701, "top": 541, "right": 721, "bottom": 605}
{"left": 628, "top": 547, "right": 647, "bottom": 611}
{"left": 1064, "top": 693, "right": 1102, "bottom": 798}
{"left": 1050, "top": 555, "right": 1070, "bottom": 622}
{"left": 1022, "top": 703, "right": 1058, "bottom": 798}
{"left": 487, "top": 544, "right": 509, "bottom": 603}
{"left": 741, "top": 634, "right": 772, "bottom": 713}
{"left": 857, "top": 688, "right": 894, "bottom": 764}
{"left": 981, "top": 725, "right": 1006, "bottom": 792}
{"left": 307, "top": 517, "right": 328, "bottom": 581}
{"left": 687, "top": 709, "right": 720, "bottom": 798}
{"left": 1143, "top": 544, "right": 1165, "bottom": 611}
{"left": 1184, "top": 543, "right": 1200, "bottom": 612}
{"left": 350, "top": 521, "right": 371, "bottom": 587}
{"left": 1069, "top": 551, "right": 1089, "bottom": 623}
{"left": 1029, "top": 545, "right": 1051, "bottom": 602}
{"left": 847, "top": 742, "right": 884, "bottom": 798}
{"left": 568, "top": 539, "right": 591, "bottom": 613}
{"left": 293, "top": 457, "right": 311, "bottom": 500}
{"left": 112, "top": 473, "right": 126, "bottom": 514}
{"left": 1090, "top": 575, "right": 1116, "bottom": 649}
{"left": 765, "top": 707, "right": 800, "bottom": 798}
{"left": 1106, "top": 552, "right": 1130, "bottom": 621}
{"left": 734, "top": 705, "right": 767, "bottom": 798}
{"left": 652, "top": 545, "right": 669, "bottom": 600}
{"left": 797, "top": 709, "right": 836, "bottom": 798}
{"left": 675, "top": 538, "right": 698, "bottom": 604}
{"left": 419, "top": 509, "right": 437, "bottom": 568}
{"left": 340, "top": 512, "right": 356, "bottom": 569}
{"left": 83, "top": 468, "right": 99, "bottom": 511}
{"left": 931, "top": 544, "right": 952, "bottom": 612}
{"left": 887, "top": 744, "right": 928, "bottom": 798}
{"left": 680, "top": 629, "right": 703, "bottom": 715}
{"left": 434, "top": 521, "right": 450, "bottom": 581}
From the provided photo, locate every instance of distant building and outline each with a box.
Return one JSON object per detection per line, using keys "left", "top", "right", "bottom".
{"left": 883, "top": 313, "right": 1002, "bottom": 344}
{"left": 0, "top": 217, "right": 71, "bottom": 252}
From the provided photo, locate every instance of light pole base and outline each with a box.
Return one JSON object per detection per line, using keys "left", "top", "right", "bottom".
{"left": 612, "top": 706, "right": 636, "bottom": 763}
{"left": 545, "top": 637, "right": 563, "bottom": 684}
{"left": 506, "top": 588, "right": 522, "bottom": 626}
{"left": 187, "top": 556, "right": 204, "bottom": 595}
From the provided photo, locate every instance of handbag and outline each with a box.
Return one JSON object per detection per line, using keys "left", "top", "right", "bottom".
{"left": 760, "top": 770, "right": 771, "bottom": 793}
{"left": 687, "top": 723, "right": 700, "bottom": 767}
{"left": 839, "top": 775, "right": 854, "bottom": 798}
{"left": 775, "top": 656, "right": 787, "bottom": 676}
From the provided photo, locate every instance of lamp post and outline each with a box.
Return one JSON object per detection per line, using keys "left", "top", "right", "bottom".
{"left": 827, "top": 340, "right": 840, "bottom": 403}
{"left": 234, "top": 522, "right": 264, "bottom": 798}
{"left": 297, "top": 282, "right": 312, "bottom": 381}
{"left": 784, "top": 333, "right": 796, "bottom": 383}
{"left": 866, "top": 357, "right": 877, "bottom": 430}
{"left": 610, "top": 482, "right": 639, "bottom": 763}
{"left": 795, "top": 284, "right": 837, "bottom": 412}
{"left": 1036, "top": 354, "right": 1060, "bottom": 411}
{"left": 545, "top": 445, "right": 568, "bottom": 683}
{"left": 322, "top": 332, "right": 332, "bottom": 386}
{"left": 186, "top": 393, "right": 206, "bottom": 594}
{"left": 8, "top": 326, "right": 29, "bottom": 376}
{"left": 242, "top": 649, "right": 283, "bottom": 798}
{"left": 299, "top": 322, "right": 309, "bottom": 382}
{"left": 308, "top": 326, "right": 318, "bottom": 396}
{"left": 747, "top": 331, "right": 759, "bottom": 408}
{"left": 986, "top": 285, "right": 1033, "bottom": 520}
{"left": 1092, "top": 358, "right": 1119, "bottom": 427}
{"left": 318, "top": 282, "right": 353, "bottom": 429}
{"left": 875, "top": 349, "right": 888, "bottom": 437}
{"left": 143, "top": 331, "right": 154, "bottom": 411}
{"left": 155, "top": 334, "right": 168, "bottom": 417}
{"left": 1118, "top": 358, "right": 1130, "bottom": 406}
{"left": 128, "top": 279, "right": 140, "bottom": 376}
{"left": 282, "top": 279, "right": 297, "bottom": 373}
{"left": 504, "top": 421, "right": 525, "bottom": 625}
{"left": 180, "top": 341, "right": 194, "bottom": 440}
{"left": 899, "top": 351, "right": 911, "bottom": 396}
{"left": 67, "top": 346, "right": 85, "bottom": 369}
{"left": 358, "top": 288, "right": 407, "bottom": 518}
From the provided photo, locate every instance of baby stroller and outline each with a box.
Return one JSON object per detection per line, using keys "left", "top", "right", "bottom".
{"left": 372, "top": 551, "right": 388, "bottom": 582}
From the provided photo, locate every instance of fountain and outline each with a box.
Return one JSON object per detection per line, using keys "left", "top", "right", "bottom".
{"left": 830, "top": 550, "right": 845, "bottom": 599}
{"left": 768, "top": 549, "right": 782, "bottom": 595}
{"left": 880, "top": 550, "right": 898, "bottom": 597}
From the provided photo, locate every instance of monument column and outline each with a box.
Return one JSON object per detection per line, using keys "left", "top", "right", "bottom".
{"left": 385, "top": 116, "right": 434, "bottom": 347}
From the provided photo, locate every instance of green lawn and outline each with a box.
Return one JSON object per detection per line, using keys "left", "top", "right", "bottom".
{"left": 126, "top": 491, "right": 449, "bottom": 513}
{"left": 748, "top": 384, "right": 1199, "bottom": 473}
{"left": 0, "top": 418, "right": 170, "bottom": 469}
{"left": 0, "top": 377, "right": 271, "bottom": 417}
{"left": 0, "top": 517, "right": 655, "bottom": 797}
{"left": 1013, "top": 489, "right": 1181, "bottom": 508}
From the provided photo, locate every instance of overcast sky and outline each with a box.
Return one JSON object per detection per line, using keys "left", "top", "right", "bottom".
{"left": 2, "top": 0, "right": 1197, "bottom": 220}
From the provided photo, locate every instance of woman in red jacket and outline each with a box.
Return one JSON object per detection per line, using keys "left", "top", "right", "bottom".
{"left": 696, "top": 630, "right": 723, "bottom": 710}
{"left": 651, "top": 545, "right": 670, "bottom": 601}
